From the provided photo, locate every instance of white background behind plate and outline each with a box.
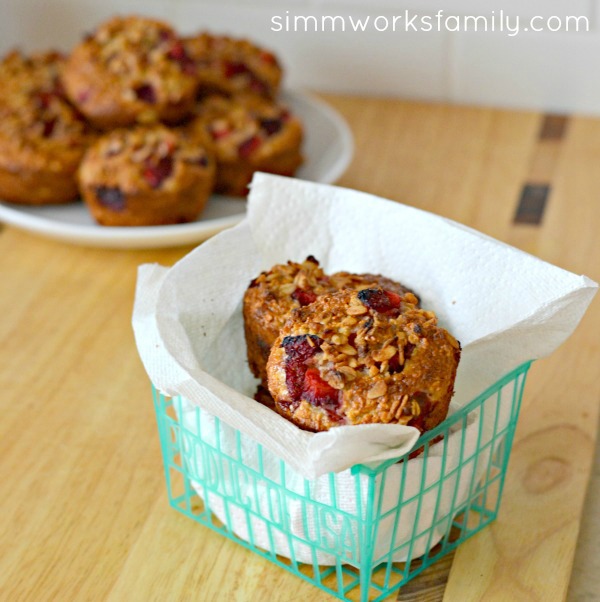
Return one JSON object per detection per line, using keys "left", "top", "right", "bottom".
{"left": 0, "top": 90, "right": 353, "bottom": 249}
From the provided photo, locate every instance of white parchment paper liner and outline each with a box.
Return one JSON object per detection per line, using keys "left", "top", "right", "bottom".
{"left": 133, "top": 173, "right": 597, "bottom": 562}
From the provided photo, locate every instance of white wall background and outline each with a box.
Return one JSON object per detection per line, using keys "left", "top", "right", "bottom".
{"left": 3, "top": 0, "right": 600, "bottom": 115}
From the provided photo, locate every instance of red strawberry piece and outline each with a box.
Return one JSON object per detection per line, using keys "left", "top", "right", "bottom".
{"left": 209, "top": 123, "right": 230, "bottom": 140}
{"left": 224, "top": 61, "right": 250, "bottom": 78}
{"left": 134, "top": 83, "right": 157, "bottom": 104}
{"left": 291, "top": 287, "right": 317, "bottom": 306}
{"left": 41, "top": 118, "right": 57, "bottom": 138}
{"left": 282, "top": 335, "right": 322, "bottom": 400}
{"left": 248, "top": 76, "right": 268, "bottom": 95}
{"left": 77, "top": 89, "right": 91, "bottom": 104}
{"left": 259, "top": 51, "right": 277, "bottom": 65}
{"left": 238, "top": 135, "right": 261, "bottom": 159}
{"left": 158, "top": 28, "right": 174, "bottom": 43}
{"left": 259, "top": 117, "right": 282, "bottom": 136}
{"left": 95, "top": 186, "right": 125, "bottom": 211}
{"left": 285, "top": 361, "right": 306, "bottom": 401}
{"left": 357, "top": 289, "right": 402, "bottom": 314}
{"left": 168, "top": 41, "right": 186, "bottom": 60}
{"left": 143, "top": 155, "right": 174, "bottom": 188}
{"left": 167, "top": 41, "right": 196, "bottom": 75}
{"left": 282, "top": 334, "right": 321, "bottom": 363}
{"left": 34, "top": 91, "right": 54, "bottom": 110}
{"left": 386, "top": 290, "right": 402, "bottom": 305}
{"left": 302, "top": 368, "right": 341, "bottom": 411}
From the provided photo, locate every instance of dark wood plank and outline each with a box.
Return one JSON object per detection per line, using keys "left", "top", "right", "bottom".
{"left": 514, "top": 184, "right": 550, "bottom": 225}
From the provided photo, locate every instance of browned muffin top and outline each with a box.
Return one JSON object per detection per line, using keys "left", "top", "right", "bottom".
{"left": 78, "top": 124, "right": 213, "bottom": 196}
{"left": 0, "top": 89, "right": 90, "bottom": 172}
{"left": 267, "top": 288, "right": 460, "bottom": 433}
{"left": 64, "top": 16, "right": 198, "bottom": 125}
{"left": 190, "top": 94, "right": 301, "bottom": 163}
{"left": 245, "top": 256, "right": 333, "bottom": 333}
{"left": 0, "top": 49, "right": 65, "bottom": 99}
{"left": 91, "top": 16, "right": 195, "bottom": 80}
{"left": 185, "top": 32, "right": 282, "bottom": 98}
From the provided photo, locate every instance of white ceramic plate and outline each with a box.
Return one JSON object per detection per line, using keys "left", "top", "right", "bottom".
{"left": 0, "top": 90, "right": 353, "bottom": 249}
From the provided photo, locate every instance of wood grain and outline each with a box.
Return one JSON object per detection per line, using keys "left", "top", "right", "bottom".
{"left": 0, "top": 96, "right": 597, "bottom": 602}
{"left": 444, "top": 113, "right": 600, "bottom": 602}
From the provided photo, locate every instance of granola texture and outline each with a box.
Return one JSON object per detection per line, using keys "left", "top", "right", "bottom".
{"left": 0, "top": 79, "right": 91, "bottom": 205}
{"left": 0, "top": 50, "right": 65, "bottom": 102}
{"left": 78, "top": 124, "right": 214, "bottom": 225}
{"left": 189, "top": 94, "right": 303, "bottom": 196}
{"left": 266, "top": 288, "right": 460, "bottom": 433}
{"left": 243, "top": 257, "right": 419, "bottom": 385}
{"left": 63, "top": 16, "right": 198, "bottom": 129}
{"left": 184, "top": 33, "right": 282, "bottom": 99}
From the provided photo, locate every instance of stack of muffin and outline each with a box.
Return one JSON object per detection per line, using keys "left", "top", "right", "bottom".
{"left": 0, "top": 15, "right": 304, "bottom": 226}
{"left": 244, "top": 257, "right": 461, "bottom": 435}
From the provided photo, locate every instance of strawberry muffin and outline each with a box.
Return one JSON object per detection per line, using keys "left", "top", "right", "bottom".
{"left": 189, "top": 93, "right": 303, "bottom": 196}
{"left": 184, "top": 32, "right": 282, "bottom": 99}
{"left": 63, "top": 16, "right": 198, "bottom": 129}
{"left": 78, "top": 124, "right": 215, "bottom": 225}
{"left": 0, "top": 87, "right": 91, "bottom": 205}
{"left": 266, "top": 288, "right": 460, "bottom": 433}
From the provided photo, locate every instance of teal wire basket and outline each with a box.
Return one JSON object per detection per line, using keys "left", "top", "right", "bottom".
{"left": 152, "top": 361, "right": 531, "bottom": 602}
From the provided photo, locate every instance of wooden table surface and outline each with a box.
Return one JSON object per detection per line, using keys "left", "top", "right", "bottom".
{"left": 1, "top": 95, "right": 599, "bottom": 602}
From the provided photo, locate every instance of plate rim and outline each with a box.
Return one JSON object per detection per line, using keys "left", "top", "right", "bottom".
{"left": 0, "top": 89, "right": 354, "bottom": 249}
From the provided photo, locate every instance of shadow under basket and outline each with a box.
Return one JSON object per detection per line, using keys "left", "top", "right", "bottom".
{"left": 152, "top": 361, "right": 531, "bottom": 602}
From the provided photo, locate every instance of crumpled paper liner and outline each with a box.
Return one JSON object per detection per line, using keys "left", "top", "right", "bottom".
{"left": 133, "top": 173, "right": 597, "bottom": 562}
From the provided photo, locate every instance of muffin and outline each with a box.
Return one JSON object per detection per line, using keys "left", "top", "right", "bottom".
{"left": 243, "top": 257, "right": 419, "bottom": 385}
{"left": 0, "top": 88, "right": 91, "bottom": 205}
{"left": 0, "top": 49, "right": 65, "bottom": 102}
{"left": 78, "top": 124, "right": 215, "bottom": 226}
{"left": 189, "top": 94, "right": 303, "bottom": 196}
{"left": 244, "top": 257, "right": 330, "bottom": 384}
{"left": 63, "top": 16, "right": 198, "bottom": 129}
{"left": 266, "top": 288, "right": 460, "bottom": 433}
{"left": 184, "top": 32, "right": 282, "bottom": 99}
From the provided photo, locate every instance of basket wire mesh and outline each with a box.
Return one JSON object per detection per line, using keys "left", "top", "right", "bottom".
{"left": 152, "top": 361, "right": 531, "bottom": 602}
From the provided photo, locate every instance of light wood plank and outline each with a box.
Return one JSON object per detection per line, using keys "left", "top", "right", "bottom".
{"left": 444, "top": 114, "right": 600, "bottom": 602}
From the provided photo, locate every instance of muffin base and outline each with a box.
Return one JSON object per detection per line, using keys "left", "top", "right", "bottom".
{"left": 0, "top": 163, "right": 78, "bottom": 205}
{"left": 215, "top": 146, "right": 303, "bottom": 196}
{"left": 81, "top": 179, "right": 213, "bottom": 226}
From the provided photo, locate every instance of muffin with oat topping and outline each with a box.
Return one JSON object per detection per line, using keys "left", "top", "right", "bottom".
{"left": 78, "top": 124, "right": 215, "bottom": 226}
{"left": 0, "top": 49, "right": 66, "bottom": 103}
{"left": 266, "top": 288, "right": 460, "bottom": 433}
{"left": 189, "top": 93, "right": 303, "bottom": 196}
{"left": 244, "top": 256, "right": 331, "bottom": 384}
{"left": 184, "top": 32, "right": 282, "bottom": 99}
{"left": 243, "top": 257, "right": 419, "bottom": 385}
{"left": 0, "top": 87, "right": 91, "bottom": 205}
{"left": 63, "top": 16, "right": 198, "bottom": 129}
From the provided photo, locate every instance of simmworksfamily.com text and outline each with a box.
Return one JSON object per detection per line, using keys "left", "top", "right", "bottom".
{"left": 270, "top": 10, "right": 590, "bottom": 36}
